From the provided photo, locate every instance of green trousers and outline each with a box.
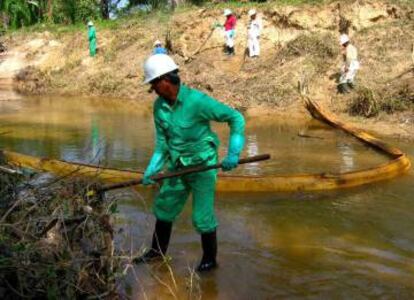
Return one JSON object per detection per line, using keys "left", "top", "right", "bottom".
{"left": 89, "top": 39, "right": 96, "bottom": 57}
{"left": 153, "top": 156, "right": 218, "bottom": 233}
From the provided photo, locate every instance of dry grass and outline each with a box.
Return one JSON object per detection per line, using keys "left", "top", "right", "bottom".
{"left": 348, "top": 86, "right": 380, "bottom": 118}
{"left": 88, "top": 71, "right": 125, "bottom": 95}
{"left": 14, "top": 66, "right": 51, "bottom": 95}
{"left": 283, "top": 32, "right": 338, "bottom": 62}
{"left": 348, "top": 78, "right": 414, "bottom": 117}
{"left": 0, "top": 170, "right": 121, "bottom": 298}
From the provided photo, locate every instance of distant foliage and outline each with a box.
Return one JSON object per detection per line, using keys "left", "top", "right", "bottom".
{"left": 0, "top": 0, "right": 108, "bottom": 28}
{"left": 52, "top": 0, "right": 101, "bottom": 24}
{"left": 0, "top": 0, "right": 325, "bottom": 29}
{"left": 0, "top": 0, "right": 39, "bottom": 28}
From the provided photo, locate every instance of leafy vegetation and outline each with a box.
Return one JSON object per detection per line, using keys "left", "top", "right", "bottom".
{"left": 0, "top": 0, "right": 107, "bottom": 29}
{"left": 0, "top": 0, "right": 333, "bottom": 30}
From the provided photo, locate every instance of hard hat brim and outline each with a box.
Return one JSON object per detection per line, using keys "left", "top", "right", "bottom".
{"left": 143, "top": 54, "right": 179, "bottom": 84}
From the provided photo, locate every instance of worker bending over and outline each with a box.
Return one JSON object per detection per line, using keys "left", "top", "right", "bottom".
{"left": 153, "top": 40, "right": 168, "bottom": 55}
{"left": 134, "top": 54, "right": 245, "bottom": 272}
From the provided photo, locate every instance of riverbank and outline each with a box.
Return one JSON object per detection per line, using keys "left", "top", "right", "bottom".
{"left": 0, "top": 0, "right": 413, "bottom": 140}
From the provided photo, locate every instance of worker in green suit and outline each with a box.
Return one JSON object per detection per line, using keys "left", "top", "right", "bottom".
{"left": 134, "top": 54, "right": 245, "bottom": 272}
{"left": 87, "top": 21, "right": 97, "bottom": 57}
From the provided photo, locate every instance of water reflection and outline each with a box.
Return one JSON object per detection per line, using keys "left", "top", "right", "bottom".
{"left": 245, "top": 134, "right": 260, "bottom": 175}
{"left": 338, "top": 141, "right": 355, "bottom": 172}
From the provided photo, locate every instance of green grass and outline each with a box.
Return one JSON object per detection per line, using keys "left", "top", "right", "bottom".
{"left": 204, "top": 0, "right": 331, "bottom": 10}
{"left": 3, "top": 6, "right": 174, "bottom": 37}
{"left": 1, "top": 0, "right": 337, "bottom": 37}
{"left": 11, "top": 0, "right": 410, "bottom": 40}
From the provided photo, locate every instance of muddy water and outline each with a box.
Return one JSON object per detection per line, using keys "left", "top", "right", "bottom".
{"left": 1, "top": 96, "right": 413, "bottom": 298}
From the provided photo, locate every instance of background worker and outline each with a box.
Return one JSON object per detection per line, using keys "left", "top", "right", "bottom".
{"left": 223, "top": 9, "right": 237, "bottom": 56}
{"left": 247, "top": 9, "right": 262, "bottom": 58}
{"left": 87, "top": 21, "right": 97, "bottom": 57}
{"left": 153, "top": 40, "right": 168, "bottom": 55}
{"left": 338, "top": 34, "right": 360, "bottom": 93}
{"left": 135, "top": 54, "right": 245, "bottom": 272}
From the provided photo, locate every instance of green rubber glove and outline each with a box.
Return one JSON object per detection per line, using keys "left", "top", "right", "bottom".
{"left": 222, "top": 134, "right": 244, "bottom": 171}
{"left": 222, "top": 154, "right": 239, "bottom": 171}
{"left": 142, "top": 152, "right": 166, "bottom": 185}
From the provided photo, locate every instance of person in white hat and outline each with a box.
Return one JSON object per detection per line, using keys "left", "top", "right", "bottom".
{"left": 338, "top": 34, "right": 360, "bottom": 93}
{"left": 87, "top": 21, "right": 97, "bottom": 57}
{"left": 223, "top": 9, "right": 237, "bottom": 55}
{"left": 153, "top": 39, "right": 167, "bottom": 55}
{"left": 247, "top": 9, "right": 262, "bottom": 58}
{"left": 134, "top": 54, "right": 245, "bottom": 273}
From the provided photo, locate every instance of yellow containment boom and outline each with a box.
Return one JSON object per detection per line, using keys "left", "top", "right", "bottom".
{"left": 1, "top": 99, "right": 411, "bottom": 192}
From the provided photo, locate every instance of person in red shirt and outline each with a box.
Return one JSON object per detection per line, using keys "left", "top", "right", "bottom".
{"left": 223, "top": 9, "right": 236, "bottom": 56}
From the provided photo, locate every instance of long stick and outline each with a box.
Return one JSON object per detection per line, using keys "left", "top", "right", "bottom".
{"left": 98, "top": 154, "right": 270, "bottom": 193}
{"left": 238, "top": 34, "right": 249, "bottom": 72}
{"left": 185, "top": 27, "right": 216, "bottom": 62}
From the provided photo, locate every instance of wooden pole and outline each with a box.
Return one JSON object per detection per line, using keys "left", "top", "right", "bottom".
{"left": 98, "top": 154, "right": 270, "bottom": 193}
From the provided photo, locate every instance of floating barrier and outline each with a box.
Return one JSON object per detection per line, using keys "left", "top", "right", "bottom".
{"left": 1, "top": 99, "right": 410, "bottom": 192}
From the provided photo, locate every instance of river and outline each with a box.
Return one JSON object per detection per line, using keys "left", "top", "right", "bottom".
{"left": 0, "top": 95, "right": 413, "bottom": 298}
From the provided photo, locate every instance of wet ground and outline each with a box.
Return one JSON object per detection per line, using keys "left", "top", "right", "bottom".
{"left": 0, "top": 96, "right": 413, "bottom": 298}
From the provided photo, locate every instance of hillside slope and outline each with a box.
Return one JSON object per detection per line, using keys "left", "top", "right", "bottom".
{"left": 1, "top": 0, "right": 413, "bottom": 137}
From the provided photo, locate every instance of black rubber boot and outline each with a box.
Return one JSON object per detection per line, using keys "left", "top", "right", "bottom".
{"left": 197, "top": 230, "right": 218, "bottom": 272}
{"left": 133, "top": 219, "right": 172, "bottom": 264}
{"left": 229, "top": 47, "right": 235, "bottom": 56}
{"left": 337, "top": 83, "right": 350, "bottom": 94}
{"left": 224, "top": 46, "right": 230, "bottom": 55}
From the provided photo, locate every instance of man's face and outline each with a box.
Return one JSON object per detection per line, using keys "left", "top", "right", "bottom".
{"left": 150, "top": 77, "right": 169, "bottom": 98}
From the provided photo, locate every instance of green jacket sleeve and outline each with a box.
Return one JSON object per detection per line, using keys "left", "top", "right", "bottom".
{"left": 198, "top": 94, "right": 245, "bottom": 156}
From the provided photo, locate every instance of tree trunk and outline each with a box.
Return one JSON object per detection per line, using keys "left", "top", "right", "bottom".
{"left": 1, "top": 12, "right": 9, "bottom": 30}
{"left": 47, "top": 0, "right": 53, "bottom": 22}
{"left": 101, "top": 0, "right": 110, "bottom": 19}
{"left": 169, "top": 0, "right": 186, "bottom": 10}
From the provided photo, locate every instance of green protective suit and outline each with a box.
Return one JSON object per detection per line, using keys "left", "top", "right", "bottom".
{"left": 148, "top": 84, "right": 245, "bottom": 233}
{"left": 88, "top": 26, "right": 97, "bottom": 57}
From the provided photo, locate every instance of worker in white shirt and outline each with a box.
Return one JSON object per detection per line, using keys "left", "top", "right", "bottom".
{"left": 247, "top": 9, "right": 262, "bottom": 58}
{"left": 338, "top": 34, "right": 360, "bottom": 93}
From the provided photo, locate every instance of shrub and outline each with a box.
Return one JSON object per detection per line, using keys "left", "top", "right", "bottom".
{"left": 348, "top": 87, "right": 379, "bottom": 118}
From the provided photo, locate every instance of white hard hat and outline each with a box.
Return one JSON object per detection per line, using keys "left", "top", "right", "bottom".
{"left": 248, "top": 9, "right": 257, "bottom": 17}
{"left": 143, "top": 54, "right": 179, "bottom": 84}
{"left": 154, "top": 40, "right": 162, "bottom": 47}
{"left": 340, "top": 34, "right": 350, "bottom": 45}
{"left": 224, "top": 9, "right": 232, "bottom": 16}
{"left": 87, "top": 21, "right": 93, "bottom": 26}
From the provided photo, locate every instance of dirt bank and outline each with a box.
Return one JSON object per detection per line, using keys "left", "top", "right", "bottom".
{"left": 0, "top": 0, "right": 413, "bottom": 140}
